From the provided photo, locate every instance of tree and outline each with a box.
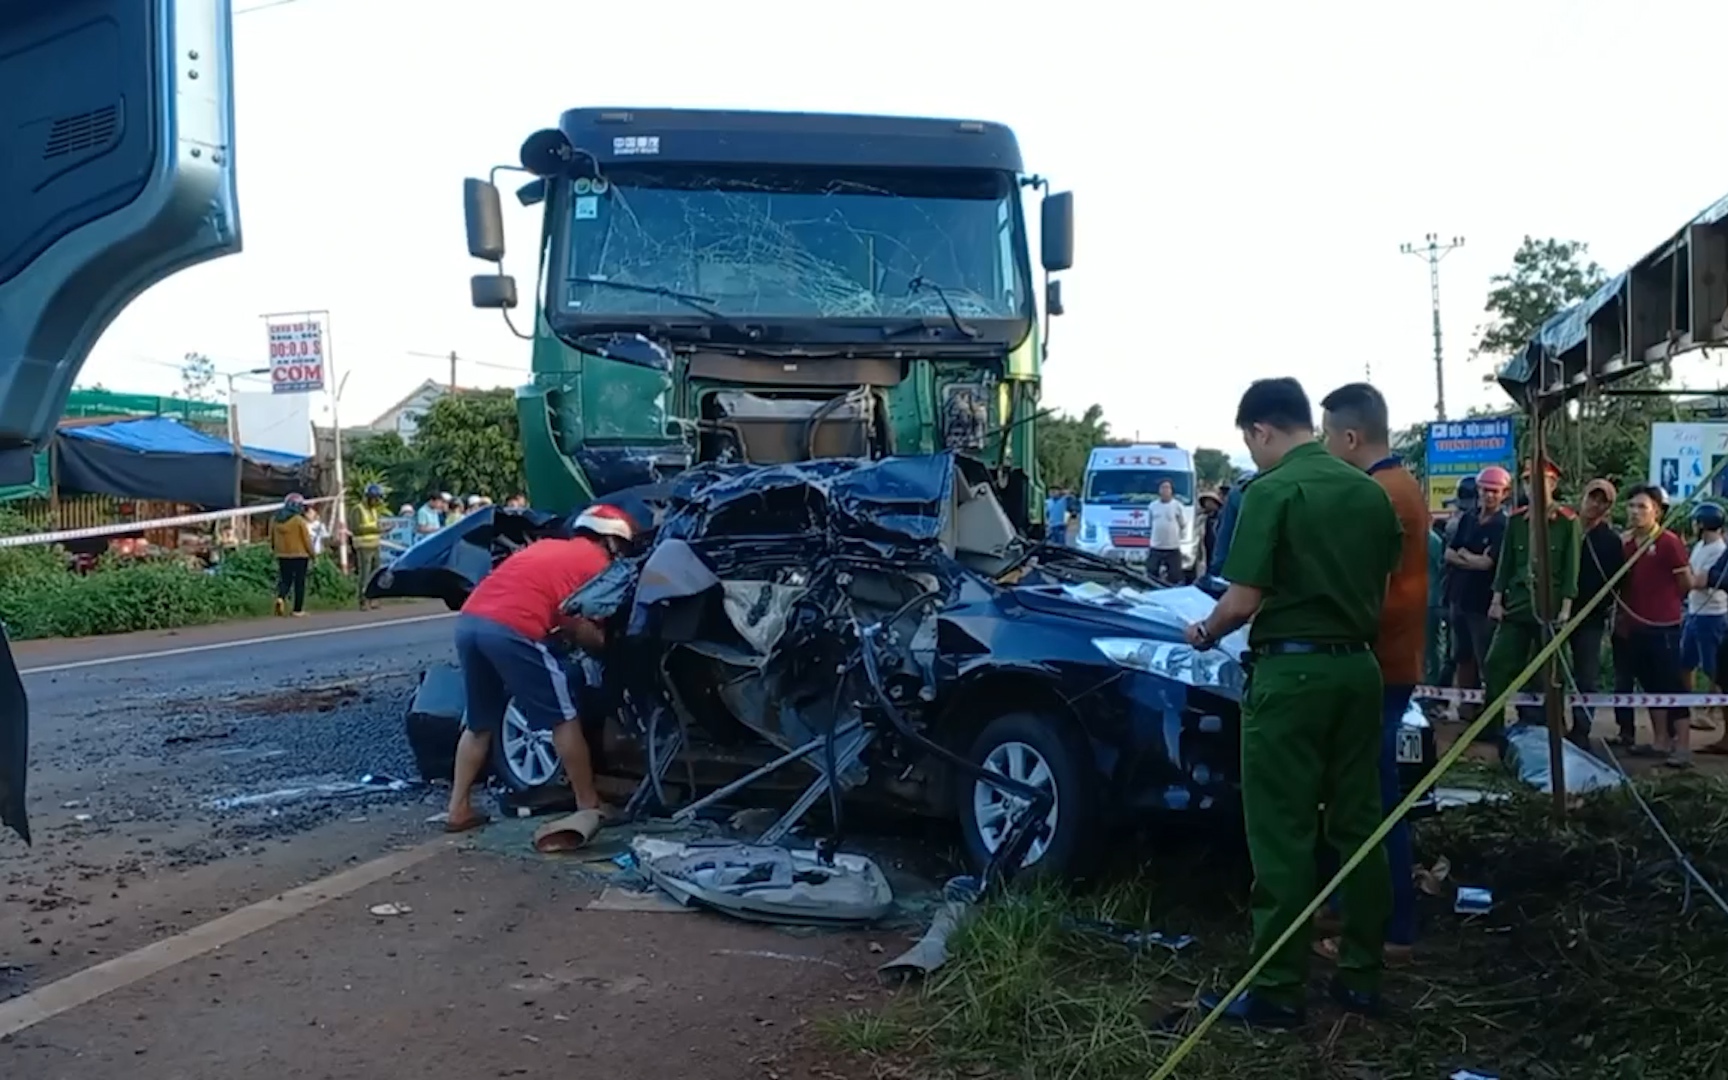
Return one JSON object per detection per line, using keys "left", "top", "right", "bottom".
{"left": 1036, "top": 404, "right": 1118, "bottom": 492}
{"left": 180, "top": 352, "right": 217, "bottom": 402}
{"left": 411, "top": 389, "right": 526, "bottom": 499}
{"left": 347, "top": 431, "right": 427, "bottom": 503}
{"left": 1193, "top": 448, "right": 1239, "bottom": 490}
{"left": 1475, "top": 237, "right": 1607, "bottom": 362}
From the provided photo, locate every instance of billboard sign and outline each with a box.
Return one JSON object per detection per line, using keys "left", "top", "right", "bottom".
{"left": 267, "top": 319, "right": 325, "bottom": 394}
{"left": 1425, "top": 416, "right": 1515, "bottom": 513}
{"left": 1648, "top": 422, "right": 1728, "bottom": 504}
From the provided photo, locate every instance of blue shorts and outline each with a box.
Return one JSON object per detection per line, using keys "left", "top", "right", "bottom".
{"left": 454, "top": 614, "right": 578, "bottom": 734}
{"left": 1681, "top": 613, "right": 1728, "bottom": 676}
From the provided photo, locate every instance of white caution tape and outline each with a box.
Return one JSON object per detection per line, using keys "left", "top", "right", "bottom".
{"left": 0, "top": 496, "right": 338, "bottom": 550}
{"left": 1414, "top": 684, "right": 1728, "bottom": 708}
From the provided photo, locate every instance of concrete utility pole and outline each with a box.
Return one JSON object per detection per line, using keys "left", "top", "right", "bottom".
{"left": 408, "top": 350, "right": 461, "bottom": 391}
{"left": 1400, "top": 233, "right": 1465, "bottom": 420}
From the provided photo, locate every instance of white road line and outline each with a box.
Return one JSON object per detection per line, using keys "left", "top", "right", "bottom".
{"left": 17, "top": 611, "right": 456, "bottom": 676}
{"left": 0, "top": 841, "right": 448, "bottom": 1038}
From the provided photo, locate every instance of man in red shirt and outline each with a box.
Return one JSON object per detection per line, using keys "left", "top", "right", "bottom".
{"left": 1613, "top": 485, "right": 1691, "bottom": 765}
{"left": 445, "top": 504, "right": 639, "bottom": 831}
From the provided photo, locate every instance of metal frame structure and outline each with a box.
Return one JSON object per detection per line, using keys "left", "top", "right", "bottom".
{"left": 1497, "top": 193, "right": 1728, "bottom": 811}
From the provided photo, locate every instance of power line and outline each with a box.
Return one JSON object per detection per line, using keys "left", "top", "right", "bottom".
{"left": 1400, "top": 233, "right": 1465, "bottom": 421}
{"left": 406, "top": 350, "right": 529, "bottom": 390}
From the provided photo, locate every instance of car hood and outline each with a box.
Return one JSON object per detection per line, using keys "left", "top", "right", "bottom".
{"left": 366, "top": 483, "right": 675, "bottom": 606}
{"left": 365, "top": 507, "right": 569, "bottom": 606}
{"left": 1009, "top": 580, "right": 1253, "bottom": 699}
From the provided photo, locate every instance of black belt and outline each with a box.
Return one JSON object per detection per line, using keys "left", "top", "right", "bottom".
{"left": 1249, "top": 641, "right": 1371, "bottom": 658}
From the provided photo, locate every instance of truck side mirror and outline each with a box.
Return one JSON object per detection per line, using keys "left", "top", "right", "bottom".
{"left": 471, "top": 275, "right": 518, "bottom": 310}
{"left": 1041, "top": 192, "right": 1074, "bottom": 272}
{"left": 1045, "top": 279, "right": 1065, "bottom": 317}
{"left": 464, "top": 178, "right": 507, "bottom": 262}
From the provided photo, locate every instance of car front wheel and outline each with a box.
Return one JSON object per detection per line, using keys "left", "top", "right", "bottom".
{"left": 957, "top": 711, "right": 1097, "bottom": 880}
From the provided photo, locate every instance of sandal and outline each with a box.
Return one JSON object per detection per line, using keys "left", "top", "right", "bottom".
{"left": 443, "top": 812, "right": 491, "bottom": 834}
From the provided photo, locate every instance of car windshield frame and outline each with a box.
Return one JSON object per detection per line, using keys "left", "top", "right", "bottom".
{"left": 544, "top": 164, "right": 1034, "bottom": 348}
{"left": 1084, "top": 469, "right": 1195, "bottom": 506}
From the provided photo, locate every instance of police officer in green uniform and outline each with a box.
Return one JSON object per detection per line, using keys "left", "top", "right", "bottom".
{"left": 1183, "top": 378, "right": 1403, "bottom": 1027}
{"left": 1483, "top": 459, "right": 1580, "bottom": 750}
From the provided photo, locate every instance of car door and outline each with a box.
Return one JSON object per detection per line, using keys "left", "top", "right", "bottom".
{"left": 0, "top": 0, "right": 242, "bottom": 843}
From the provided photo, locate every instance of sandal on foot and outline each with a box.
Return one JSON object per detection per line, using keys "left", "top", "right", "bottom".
{"left": 443, "top": 812, "right": 491, "bottom": 834}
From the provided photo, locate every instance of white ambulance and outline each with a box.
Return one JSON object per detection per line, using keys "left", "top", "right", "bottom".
{"left": 1075, "top": 444, "right": 1199, "bottom": 574}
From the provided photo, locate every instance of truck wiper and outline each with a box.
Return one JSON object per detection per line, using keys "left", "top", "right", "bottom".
{"left": 905, "top": 276, "right": 981, "bottom": 339}
{"left": 571, "top": 277, "right": 730, "bottom": 321}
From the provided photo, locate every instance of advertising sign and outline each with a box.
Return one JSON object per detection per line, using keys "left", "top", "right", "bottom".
{"left": 267, "top": 319, "right": 325, "bottom": 394}
{"left": 1425, "top": 416, "right": 1516, "bottom": 513}
{"left": 1648, "top": 422, "right": 1728, "bottom": 503}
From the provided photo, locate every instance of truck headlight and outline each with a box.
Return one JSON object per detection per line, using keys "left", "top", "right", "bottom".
{"left": 1091, "top": 637, "right": 1245, "bottom": 696}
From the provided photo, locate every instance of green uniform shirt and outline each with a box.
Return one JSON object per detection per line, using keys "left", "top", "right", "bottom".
{"left": 1220, "top": 441, "right": 1403, "bottom": 647}
{"left": 1491, "top": 506, "right": 1581, "bottom": 620}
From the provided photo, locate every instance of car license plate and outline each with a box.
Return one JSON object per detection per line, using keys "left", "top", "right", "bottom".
{"left": 1396, "top": 728, "right": 1424, "bottom": 765}
{"left": 1122, "top": 549, "right": 1148, "bottom": 564}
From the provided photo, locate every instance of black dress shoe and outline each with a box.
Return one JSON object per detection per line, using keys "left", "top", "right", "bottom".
{"left": 1328, "top": 977, "right": 1383, "bottom": 1016}
{"left": 1195, "top": 990, "right": 1305, "bottom": 1029}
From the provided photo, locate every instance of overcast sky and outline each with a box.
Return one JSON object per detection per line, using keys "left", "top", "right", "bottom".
{"left": 82, "top": 0, "right": 1728, "bottom": 453}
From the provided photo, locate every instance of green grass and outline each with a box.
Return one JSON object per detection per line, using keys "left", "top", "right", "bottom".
{"left": 827, "top": 779, "right": 1728, "bottom": 1080}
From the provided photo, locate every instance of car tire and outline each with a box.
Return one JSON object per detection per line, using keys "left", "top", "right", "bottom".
{"left": 486, "top": 700, "right": 565, "bottom": 794}
{"left": 957, "top": 710, "right": 1098, "bottom": 880}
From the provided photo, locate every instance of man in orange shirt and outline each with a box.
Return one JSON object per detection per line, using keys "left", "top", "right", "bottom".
{"left": 1319, "top": 383, "right": 1427, "bottom": 961}
{"left": 444, "top": 504, "right": 640, "bottom": 833}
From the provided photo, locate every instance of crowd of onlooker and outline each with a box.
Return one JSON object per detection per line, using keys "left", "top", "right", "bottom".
{"left": 1431, "top": 467, "right": 1728, "bottom": 769}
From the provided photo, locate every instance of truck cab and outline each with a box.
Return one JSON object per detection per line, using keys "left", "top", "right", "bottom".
{"left": 461, "top": 108, "right": 1074, "bottom": 526}
{"left": 1074, "top": 444, "right": 1199, "bottom": 575}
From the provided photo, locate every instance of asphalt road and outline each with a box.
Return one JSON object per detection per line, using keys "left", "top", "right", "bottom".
{"left": 2, "top": 604, "right": 462, "bottom": 999}
{"left": 0, "top": 604, "right": 881, "bottom": 1080}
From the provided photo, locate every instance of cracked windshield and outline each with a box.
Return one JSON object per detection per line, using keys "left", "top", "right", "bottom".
{"left": 561, "top": 167, "right": 1027, "bottom": 323}
{"left": 1085, "top": 468, "right": 1194, "bottom": 506}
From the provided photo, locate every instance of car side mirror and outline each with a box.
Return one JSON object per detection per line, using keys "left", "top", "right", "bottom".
{"left": 471, "top": 275, "right": 518, "bottom": 310}
{"left": 464, "top": 178, "right": 506, "bottom": 262}
{"left": 1041, "top": 191, "right": 1074, "bottom": 272}
{"left": 1045, "top": 279, "right": 1065, "bottom": 317}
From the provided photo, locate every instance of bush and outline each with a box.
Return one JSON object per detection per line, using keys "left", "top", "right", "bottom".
{"left": 0, "top": 541, "right": 359, "bottom": 641}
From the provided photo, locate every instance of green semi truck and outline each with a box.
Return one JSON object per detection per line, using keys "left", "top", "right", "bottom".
{"left": 461, "top": 108, "right": 1073, "bottom": 526}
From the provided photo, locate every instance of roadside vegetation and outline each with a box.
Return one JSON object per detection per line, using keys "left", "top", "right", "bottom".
{"left": 0, "top": 512, "right": 355, "bottom": 639}
{"left": 828, "top": 778, "right": 1728, "bottom": 1079}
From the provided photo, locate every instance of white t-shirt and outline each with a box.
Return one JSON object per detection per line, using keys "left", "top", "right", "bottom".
{"left": 1148, "top": 500, "right": 1185, "bottom": 550}
{"left": 1688, "top": 537, "right": 1728, "bottom": 616}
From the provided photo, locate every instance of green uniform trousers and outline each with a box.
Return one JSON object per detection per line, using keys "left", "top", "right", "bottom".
{"left": 1242, "top": 651, "right": 1390, "bottom": 1002}
{"left": 353, "top": 544, "right": 381, "bottom": 604}
{"left": 1482, "top": 617, "right": 1544, "bottom": 733}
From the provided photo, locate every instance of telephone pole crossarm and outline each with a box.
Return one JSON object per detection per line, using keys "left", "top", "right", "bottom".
{"left": 1401, "top": 233, "right": 1465, "bottom": 421}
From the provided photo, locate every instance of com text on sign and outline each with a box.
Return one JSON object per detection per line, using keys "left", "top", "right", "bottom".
{"left": 267, "top": 320, "right": 326, "bottom": 394}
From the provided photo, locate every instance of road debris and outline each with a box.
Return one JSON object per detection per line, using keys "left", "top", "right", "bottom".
{"left": 368, "top": 903, "right": 412, "bottom": 917}
{"left": 633, "top": 838, "right": 894, "bottom": 926}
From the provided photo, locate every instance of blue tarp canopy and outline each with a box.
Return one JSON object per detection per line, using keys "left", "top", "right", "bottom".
{"left": 1497, "top": 192, "right": 1728, "bottom": 404}
{"left": 55, "top": 417, "right": 311, "bottom": 508}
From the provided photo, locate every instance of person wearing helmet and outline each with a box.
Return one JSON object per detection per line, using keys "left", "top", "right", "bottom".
{"left": 1680, "top": 501, "right": 1728, "bottom": 744}
{"left": 349, "top": 482, "right": 388, "bottom": 610}
{"left": 443, "top": 503, "right": 640, "bottom": 833}
{"left": 1482, "top": 459, "right": 1580, "bottom": 754}
{"left": 1444, "top": 465, "right": 1511, "bottom": 720}
{"left": 268, "top": 493, "right": 314, "bottom": 617}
